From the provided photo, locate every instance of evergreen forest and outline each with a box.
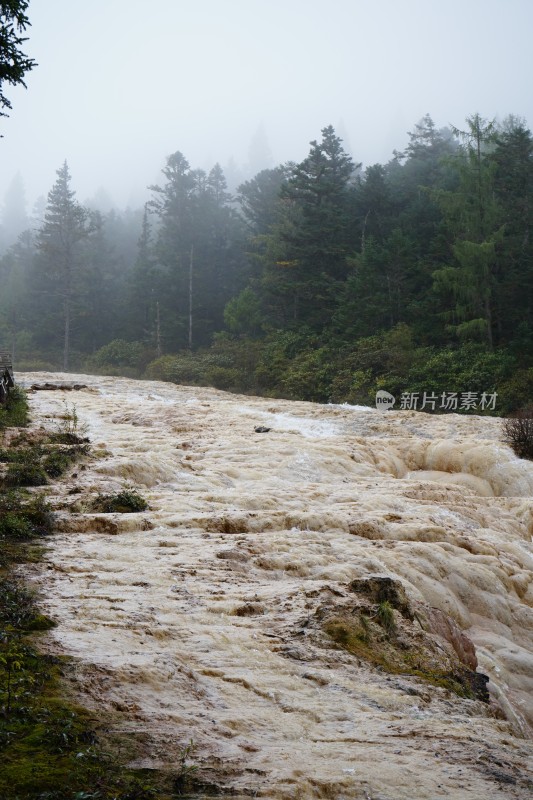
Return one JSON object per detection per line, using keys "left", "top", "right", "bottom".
{"left": 1, "top": 113, "right": 533, "bottom": 415}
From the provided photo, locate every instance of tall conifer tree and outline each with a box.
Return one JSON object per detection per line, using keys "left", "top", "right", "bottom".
{"left": 36, "top": 161, "right": 92, "bottom": 369}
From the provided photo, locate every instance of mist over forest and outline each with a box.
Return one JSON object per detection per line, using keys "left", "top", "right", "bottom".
{"left": 0, "top": 0, "right": 532, "bottom": 415}
{"left": 1, "top": 112, "right": 533, "bottom": 414}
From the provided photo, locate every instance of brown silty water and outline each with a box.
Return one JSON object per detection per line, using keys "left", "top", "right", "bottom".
{"left": 20, "top": 372, "right": 533, "bottom": 799}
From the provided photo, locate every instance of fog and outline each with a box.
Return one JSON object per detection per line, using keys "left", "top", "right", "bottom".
{"left": 1, "top": 0, "right": 532, "bottom": 211}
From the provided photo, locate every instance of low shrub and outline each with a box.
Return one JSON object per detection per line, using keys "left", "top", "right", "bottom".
{"left": 145, "top": 353, "right": 204, "bottom": 384}
{"left": 85, "top": 338, "right": 146, "bottom": 375}
{"left": 0, "top": 491, "right": 52, "bottom": 538}
{"left": 503, "top": 406, "right": 533, "bottom": 459}
{"left": 0, "top": 512, "right": 33, "bottom": 540}
{"left": 42, "top": 449, "right": 77, "bottom": 478}
{"left": 0, "top": 386, "right": 29, "bottom": 429}
{"left": 4, "top": 462, "right": 47, "bottom": 487}
{"left": 92, "top": 489, "right": 148, "bottom": 513}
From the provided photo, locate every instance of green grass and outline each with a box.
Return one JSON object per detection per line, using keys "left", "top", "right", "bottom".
{"left": 376, "top": 600, "right": 397, "bottom": 635}
{"left": 4, "top": 462, "right": 48, "bottom": 487}
{"left": 0, "top": 387, "right": 30, "bottom": 430}
{"left": 42, "top": 448, "right": 78, "bottom": 478}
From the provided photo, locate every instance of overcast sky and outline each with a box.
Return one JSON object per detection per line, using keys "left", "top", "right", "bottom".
{"left": 1, "top": 0, "right": 532, "bottom": 210}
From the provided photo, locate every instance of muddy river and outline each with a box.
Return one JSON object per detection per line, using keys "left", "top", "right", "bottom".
{"left": 20, "top": 373, "right": 533, "bottom": 799}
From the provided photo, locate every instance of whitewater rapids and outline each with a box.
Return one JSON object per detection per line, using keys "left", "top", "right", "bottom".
{"left": 21, "top": 372, "right": 533, "bottom": 798}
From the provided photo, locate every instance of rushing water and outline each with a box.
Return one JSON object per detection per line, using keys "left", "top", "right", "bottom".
{"left": 20, "top": 373, "right": 533, "bottom": 799}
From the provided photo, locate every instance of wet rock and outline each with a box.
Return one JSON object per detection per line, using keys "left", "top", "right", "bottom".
{"left": 206, "top": 515, "right": 250, "bottom": 534}
{"left": 30, "top": 382, "right": 88, "bottom": 391}
{"left": 348, "top": 574, "right": 413, "bottom": 619}
{"left": 55, "top": 513, "right": 119, "bottom": 535}
{"left": 348, "top": 518, "right": 388, "bottom": 540}
{"left": 422, "top": 605, "right": 478, "bottom": 670}
{"left": 276, "top": 645, "right": 311, "bottom": 661}
{"left": 232, "top": 602, "right": 264, "bottom": 616}
{"left": 456, "top": 668, "right": 490, "bottom": 703}
{"left": 302, "top": 671, "right": 329, "bottom": 685}
{"left": 216, "top": 548, "right": 249, "bottom": 562}
{"left": 254, "top": 426, "right": 271, "bottom": 433}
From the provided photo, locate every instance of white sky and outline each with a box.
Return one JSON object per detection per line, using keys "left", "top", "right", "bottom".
{"left": 1, "top": 0, "right": 532, "bottom": 209}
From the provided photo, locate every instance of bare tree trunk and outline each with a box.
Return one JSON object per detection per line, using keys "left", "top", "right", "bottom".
{"left": 63, "top": 296, "right": 70, "bottom": 371}
{"left": 155, "top": 301, "right": 162, "bottom": 357}
{"left": 188, "top": 243, "right": 194, "bottom": 350}
{"left": 485, "top": 295, "right": 493, "bottom": 350}
{"left": 361, "top": 209, "right": 370, "bottom": 254}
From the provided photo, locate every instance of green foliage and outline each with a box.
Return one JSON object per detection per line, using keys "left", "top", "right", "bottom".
{"left": 85, "top": 338, "right": 144, "bottom": 372}
{"left": 4, "top": 461, "right": 47, "bottom": 487}
{"left": 146, "top": 153, "right": 248, "bottom": 350}
{"left": 3, "top": 119, "right": 533, "bottom": 410}
{"left": 329, "top": 324, "right": 416, "bottom": 405}
{"left": 0, "top": 0, "right": 36, "bottom": 119}
{"left": 146, "top": 352, "right": 206, "bottom": 384}
{"left": 237, "top": 166, "right": 288, "bottom": 234}
{"left": 253, "top": 329, "right": 315, "bottom": 394}
{"left": 0, "top": 579, "right": 38, "bottom": 628}
{"left": 92, "top": 489, "right": 148, "bottom": 514}
{"left": 223, "top": 287, "right": 263, "bottom": 337}
{"left": 1, "top": 430, "right": 87, "bottom": 488}
{"left": 278, "top": 346, "right": 335, "bottom": 402}
{"left": 329, "top": 332, "right": 514, "bottom": 413}
{"left": 146, "top": 348, "right": 248, "bottom": 393}
{"left": 404, "top": 344, "right": 512, "bottom": 405}
{"left": 0, "top": 511, "right": 32, "bottom": 539}
{"left": 259, "top": 126, "right": 357, "bottom": 330}
{"left": 42, "top": 448, "right": 76, "bottom": 478}
{"left": 0, "top": 491, "right": 51, "bottom": 565}
{"left": 0, "top": 641, "right": 23, "bottom": 713}
{"left": 0, "top": 386, "right": 29, "bottom": 429}
{"left": 497, "top": 367, "right": 533, "bottom": 414}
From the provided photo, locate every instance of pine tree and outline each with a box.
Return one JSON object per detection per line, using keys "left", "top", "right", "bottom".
{"left": 238, "top": 167, "right": 287, "bottom": 235}
{"left": 35, "top": 161, "right": 93, "bottom": 370}
{"left": 149, "top": 154, "right": 247, "bottom": 350}
{"left": 148, "top": 151, "right": 195, "bottom": 349}
{"left": 262, "top": 126, "right": 357, "bottom": 329}
{"left": 432, "top": 115, "right": 501, "bottom": 347}
{"left": 128, "top": 204, "right": 160, "bottom": 347}
{"left": 490, "top": 118, "right": 533, "bottom": 344}
{"left": 0, "top": 1, "right": 36, "bottom": 122}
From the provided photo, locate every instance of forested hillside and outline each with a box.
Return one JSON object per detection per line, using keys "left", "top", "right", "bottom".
{"left": 2, "top": 113, "right": 533, "bottom": 413}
